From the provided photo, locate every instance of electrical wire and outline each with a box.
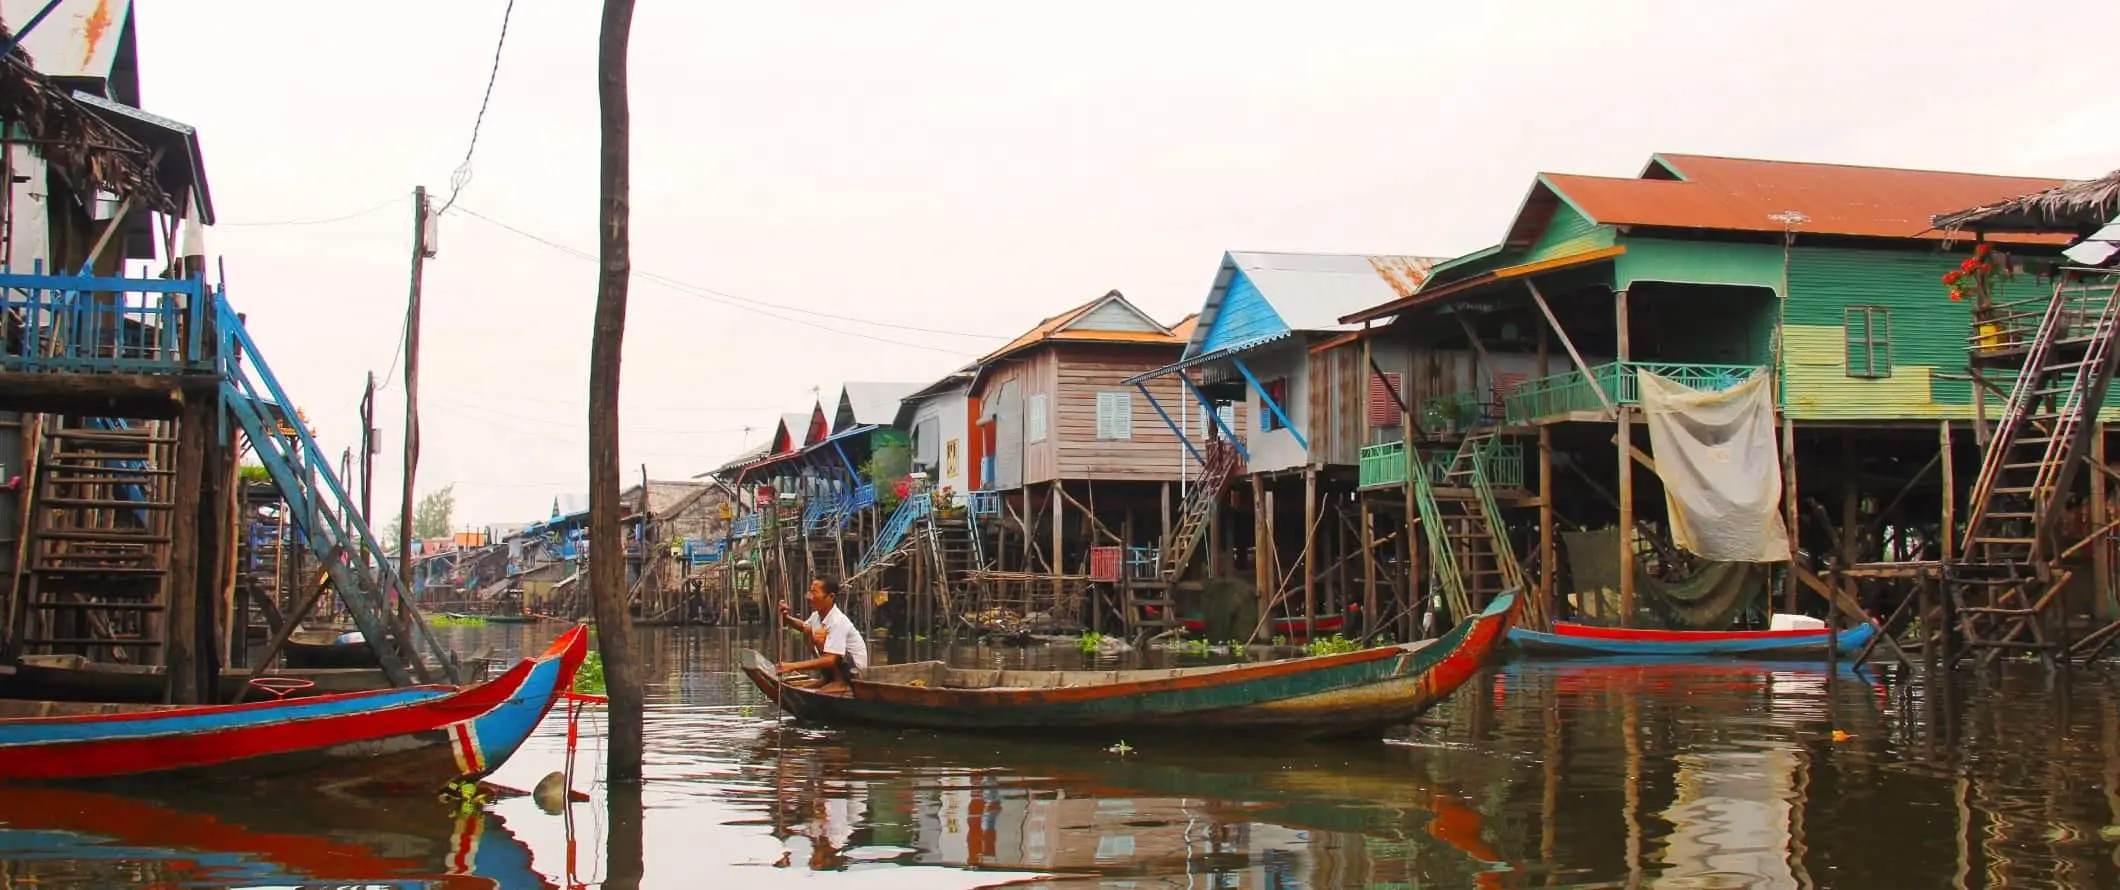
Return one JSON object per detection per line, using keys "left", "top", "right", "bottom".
{"left": 436, "top": 0, "right": 520, "bottom": 216}
{"left": 446, "top": 205, "right": 1006, "bottom": 351}
{"left": 219, "top": 194, "right": 408, "bottom": 228}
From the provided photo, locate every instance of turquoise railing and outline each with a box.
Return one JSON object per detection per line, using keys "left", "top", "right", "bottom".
{"left": 0, "top": 265, "right": 212, "bottom": 373}
{"left": 803, "top": 491, "right": 844, "bottom": 534}
{"left": 968, "top": 490, "right": 1001, "bottom": 516}
{"left": 1505, "top": 361, "right": 1765, "bottom": 425}
{"left": 216, "top": 293, "right": 461, "bottom": 685}
{"left": 853, "top": 493, "right": 930, "bottom": 575}
{"left": 731, "top": 512, "right": 762, "bottom": 538}
{"left": 1360, "top": 440, "right": 1526, "bottom": 490}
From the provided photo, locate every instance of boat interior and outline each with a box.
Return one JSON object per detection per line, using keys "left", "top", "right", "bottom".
{"left": 847, "top": 637, "right": 1434, "bottom": 691}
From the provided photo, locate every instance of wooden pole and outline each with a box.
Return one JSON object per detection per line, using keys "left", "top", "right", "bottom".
{"left": 1304, "top": 467, "right": 1317, "bottom": 639}
{"left": 589, "top": 0, "right": 643, "bottom": 785}
{"left": 2096, "top": 424, "right": 2112, "bottom": 621}
{"left": 1615, "top": 289, "right": 1634, "bottom": 625}
{"left": 1252, "top": 474, "right": 1268, "bottom": 607}
{"left": 1051, "top": 481, "right": 1064, "bottom": 602}
{"left": 360, "top": 372, "right": 376, "bottom": 529}
{"left": 397, "top": 186, "right": 429, "bottom": 626}
{"left": 1539, "top": 424, "right": 1555, "bottom": 625}
{"left": 164, "top": 396, "right": 209, "bottom": 703}
{"left": 1783, "top": 417, "right": 1800, "bottom": 611}
{"left": 1361, "top": 495, "right": 1377, "bottom": 637}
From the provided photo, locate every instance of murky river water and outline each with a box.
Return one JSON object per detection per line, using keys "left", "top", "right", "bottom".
{"left": 6, "top": 624, "right": 2120, "bottom": 889}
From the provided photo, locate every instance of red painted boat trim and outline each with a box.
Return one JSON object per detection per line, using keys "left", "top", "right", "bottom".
{"left": 1546, "top": 621, "right": 1833, "bottom": 642}
{"left": 1, "top": 627, "right": 585, "bottom": 782}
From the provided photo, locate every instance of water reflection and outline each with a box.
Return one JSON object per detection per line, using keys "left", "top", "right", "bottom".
{"left": 0, "top": 784, "right": 550, "bottom": 888}
{"left": 6, "top": 626, "right": 2120, "bottom": 888}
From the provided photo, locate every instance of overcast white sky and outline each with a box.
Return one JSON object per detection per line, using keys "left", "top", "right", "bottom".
{"left": 134, "top": 0, "right": 2120, "bottom": 529}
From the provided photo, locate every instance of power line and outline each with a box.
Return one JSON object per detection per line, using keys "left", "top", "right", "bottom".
{"left": 220, "top": 194, "right": 407, "bottom": 228}
{"left": 436, "top": 0, "right": 521, "bottom": 216}
{"left": 445, "top": 205, "right": 1006, "bottom": 350}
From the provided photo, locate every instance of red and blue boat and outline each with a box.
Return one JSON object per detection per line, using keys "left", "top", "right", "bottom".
{"left": 1507, "top": 619, "right": 1876, "bottom": 659}
{"left": 0, "top": 626, "right": 589, "bottom": 793}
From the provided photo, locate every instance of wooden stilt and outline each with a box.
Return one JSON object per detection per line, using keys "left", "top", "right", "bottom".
{"left": 1304, "top": 466, "right": 1317, "bottom": 639}
{"left": 1253, "top": 474, "right": 1268, "bottom": 603}
{"left": 1614, "top": 288, "right": 1634, "bottom": 626}
{"left": 165, "top": 398, "right": 208, "bottom": 704}
{"left": 1361, "top": 494, "right": 1377, "bottom": 638}
{"left": 1783, "top": 417, "right": 1801, "bottom": 611}
{"left": 1051, "top": 481, "right": 1064, "bottom": 606}
{"left": 1538, "top": 425, "right": 1555, "bottom": 626}
{"left": 2096, "top": 424, "right": 2112, "bottom": 622}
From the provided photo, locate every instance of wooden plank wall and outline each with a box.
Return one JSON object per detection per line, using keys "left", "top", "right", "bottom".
{"left": 1046, "top": 344, "right": 1190, "bottom": 484}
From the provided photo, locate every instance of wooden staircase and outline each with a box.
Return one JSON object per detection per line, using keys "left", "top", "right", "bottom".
{"left": 1954, "top": 272, "right": 2120, "bottom": 664}
{"left": 1414, "top": 430, "right": 1526, "bottom": 626}
{"left": 12, "top": 418, "right": 176, "bottom": 662}
{"left": 1160, "top": 439, "right": 1244, "bottom": 581}
{"left": 922, "top": 509, "right": 984, "bottom": 613}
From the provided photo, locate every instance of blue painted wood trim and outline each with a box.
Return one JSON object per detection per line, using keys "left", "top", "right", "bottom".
{"left": 830, "top": 442, "right": 860, "bottom": 481}
{"left": 1179, "top": 374, "right": 1249, "bottom": 462}
{"left": 1230, "top": 357, "right": 1307, "bottom": 450}
{"left": 1136, "top": 382, "right": 1205, "bottom": 466}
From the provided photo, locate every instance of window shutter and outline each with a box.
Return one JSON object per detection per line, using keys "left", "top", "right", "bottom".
{"left": 1096, "top": 391, "right": 1132, "bottom": 440}
{"left": 1027, "top": 394, "right": 1047, "bottom": 442}
{"left": 1368, "top": 372, "right": 1402, "bottom": 427}
{"left": 1261, "top": 378, "right": 1288, "bottom": 431}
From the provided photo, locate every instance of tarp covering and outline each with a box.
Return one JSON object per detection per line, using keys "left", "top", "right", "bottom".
{"left": 1637, "top": 369, "right": 1791, "bottom": 562}
{"left": 1561, "top": 527, "right": 1768, "bottom": 630}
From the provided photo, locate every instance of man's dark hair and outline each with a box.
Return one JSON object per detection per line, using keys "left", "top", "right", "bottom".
{"left": 817, "top": 577, "right": 840, "bottom": 598}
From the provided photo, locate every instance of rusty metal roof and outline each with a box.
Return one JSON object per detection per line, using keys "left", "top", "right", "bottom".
{"left": 1541, "top": 154, "right": 2072, "bottom": 243}
{"left": 975, "top": 291, "right": 1183, "bottom": 365}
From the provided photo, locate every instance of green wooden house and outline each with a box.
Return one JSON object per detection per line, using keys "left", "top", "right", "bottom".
{"left": 1337, "top": 153, "right": 2076, "bottom": 626}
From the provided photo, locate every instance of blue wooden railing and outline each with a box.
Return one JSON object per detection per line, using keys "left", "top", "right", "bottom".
{"left": 853, "top": 493, "right": 930, "bottom": 575}
{"left": 0, "top": 265, "right": 212, "bottom": 373}
{"left": 214, "top": 293, "right": 461, "bottom": 685}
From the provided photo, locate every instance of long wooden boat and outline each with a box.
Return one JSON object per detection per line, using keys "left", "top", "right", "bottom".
{"left": 1507, "top": 620, "right": 1877, "bottom": 659}
{"left": 741, "top": 590, "right": 1517, "bottom": 740}
{"left": 0, "top": 653, "right": 490, "bottom": 704}
{"left": 0, "top": 625, "right": 588, "bottom": 792}
{"left": 283, "top": 628, "right": 384, "bottom": 669}
{"left": 0, "top": 785, "right": 550, "bottom": 889}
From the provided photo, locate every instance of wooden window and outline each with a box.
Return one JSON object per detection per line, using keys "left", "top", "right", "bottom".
{"left": 1096, "top": 390, "right": 1133, "bottom": 440}
{"left": 1367, "top": 372, "right": 1403, "bottom": 427}
{"left": 1845, "top": 307, "right": 1892, "bottom": 378}
{"left": 1027, "top": 393, "right": 1048, "bottom": 442}
{"left": 1259, "top": 378, "right": 1289, "bottom": 431}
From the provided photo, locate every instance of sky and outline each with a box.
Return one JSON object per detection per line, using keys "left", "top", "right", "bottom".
{"left": 125, "top": 0, "right": 2120, "bottom": 529}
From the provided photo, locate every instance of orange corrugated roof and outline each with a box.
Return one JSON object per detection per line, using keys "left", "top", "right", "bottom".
{"left": 1542, "top": 154, "right": 2072, "bottom": 243}
{"left": 975, "top": 292, "right": 1183, "bottom": 365}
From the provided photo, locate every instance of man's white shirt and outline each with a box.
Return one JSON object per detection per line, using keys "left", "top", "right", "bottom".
{"left": 805, "top": 606, "right": 870, "bottom": 671}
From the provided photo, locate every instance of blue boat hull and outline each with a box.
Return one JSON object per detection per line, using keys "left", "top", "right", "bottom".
{"left": 1508, "top": 622, "right": 1878, "bottom": 659}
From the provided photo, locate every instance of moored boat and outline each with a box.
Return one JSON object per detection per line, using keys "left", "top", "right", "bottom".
{"left": 1507, "top": 619, "right": 1876, "bottom": 659}
{"left": 0, "top": 625, "right": 589, "bottom": 793}
{"left": 741, "top": 590, "right": 1518, "bottom": 740}
{"left": 282, "top": 628, "right": 384, "bottom": 669}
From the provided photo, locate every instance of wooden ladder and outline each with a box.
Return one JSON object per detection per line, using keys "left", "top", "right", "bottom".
{"left": 17, "top": 418, "right": 178, "bottom": 663}
{"left": 1159, "top": 440, "right": 1244, "bottom": 581}
{"left": 1954, "top": 272, "right": 2120, "bottom": 663}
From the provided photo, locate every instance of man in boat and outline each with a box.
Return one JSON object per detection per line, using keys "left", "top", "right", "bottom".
{"left": 775, "top": 577, "right": 870, "bottom": 695}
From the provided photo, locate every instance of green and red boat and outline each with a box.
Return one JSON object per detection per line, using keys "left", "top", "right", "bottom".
{"left": 741, "top": 590, "right": 1517, "bottom": 740}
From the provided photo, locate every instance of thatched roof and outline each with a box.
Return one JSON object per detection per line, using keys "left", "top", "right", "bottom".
{"left": 0, "top": 22, "right": 173, "bottom": 215}
{"left": 1932, "top": 169, "right": 2120, "bottom": 235}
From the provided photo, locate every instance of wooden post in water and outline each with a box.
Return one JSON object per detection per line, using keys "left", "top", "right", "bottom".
{"left": 1538, "top": 425, "right": 1554, "bottom": 625}
{"left": 1303, "top": 466, "right": 1317, "bottom": 640}
{"left": 164, "top": 395, "right": 209, "bottom": 704}
{"left": 589, "top": 0, "right": 643, "bottom": 785}
{"left": 1614, "top": 288, "right": 1634, "bottom": 626}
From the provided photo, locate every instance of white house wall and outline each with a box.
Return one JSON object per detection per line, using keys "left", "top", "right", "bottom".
{"left": 911, "top": 389, "right": 972, "bottom": 498}
{"left": 1237, "top": 344, "right": 1309, "bottom": 474}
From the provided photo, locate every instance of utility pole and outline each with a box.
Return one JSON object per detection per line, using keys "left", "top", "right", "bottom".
{"left": 399, "top": 186, "right": 434, "bottom": 632}
{"left": 360, "top": 372, "right": 377, "bottom": 528}
{"left": 590, "top": 0, "right": 643, "bottom": 785}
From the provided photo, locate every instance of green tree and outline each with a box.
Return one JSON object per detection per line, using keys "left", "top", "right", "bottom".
{"left": 412, "top": 485, "right": 457, "bottom": 539}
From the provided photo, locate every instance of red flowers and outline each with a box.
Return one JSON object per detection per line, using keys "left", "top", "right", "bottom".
{"left": 1944, "top": 271, "right": 1962, "bottom": 285}
{"left": 1946, "top": 244, "right": 2013, "bottom": 309}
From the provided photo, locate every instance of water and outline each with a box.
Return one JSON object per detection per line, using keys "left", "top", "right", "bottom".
{"left": 6, "top": 625, "right": 2120, "bottom": 889}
